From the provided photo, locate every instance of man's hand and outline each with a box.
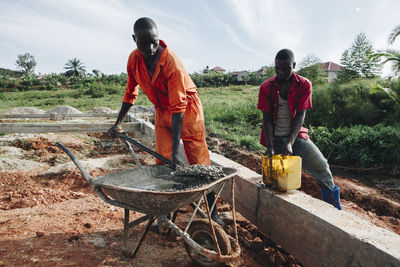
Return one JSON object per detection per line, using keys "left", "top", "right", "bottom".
{"left": 108, "top": 124, "right": 123, "bottom": 137}
{"left": 264, "top": 147, "right": 275, "bottom": 157}
{"left": 282, "top": 142, "right": 293, "bottom": 155}
{"left": 109, "top": 102, "right": 133, "bottom": 136}
{"left": 171, "top": 153, "right": 184, "bottom": 170}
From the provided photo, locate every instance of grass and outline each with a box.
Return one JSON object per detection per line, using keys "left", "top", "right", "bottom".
{"left": 198, "top": 85, "right": 263, "bottom": 151}
{"left": 0, "top": 87, "right": 152, "bottom": 113}
{"left": 1, "top": 85, "right": 264, "bottom": 151}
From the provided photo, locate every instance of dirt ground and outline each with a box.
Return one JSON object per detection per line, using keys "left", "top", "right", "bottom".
{"left": 1, "top": 132, "right": 399, "bottom": 267}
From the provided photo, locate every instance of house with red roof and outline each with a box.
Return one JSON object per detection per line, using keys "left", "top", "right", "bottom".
{"left": 210, "top": 66, "right": 226, "bottom": 73}
{"left": 323, "top": 61, "right": 344, "bottom": 82}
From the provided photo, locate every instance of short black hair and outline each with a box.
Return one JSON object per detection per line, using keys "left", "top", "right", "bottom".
{"left": 275, "top": 49, "right": 295, "bottom": 63}
{"left": 133, "top": 17, "right": 157, "bottom": 34}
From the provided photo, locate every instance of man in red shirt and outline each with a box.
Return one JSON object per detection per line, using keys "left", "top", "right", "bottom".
{"left": 109, "top": 17, "right": 224, "bottom": 224}
{"left": 258, "top": 49, "right": 342, "bottom": 210}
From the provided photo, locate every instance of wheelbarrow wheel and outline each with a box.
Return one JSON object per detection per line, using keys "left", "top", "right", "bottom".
{"left": 184, "top": 219, "right": 231, "bottom": 267}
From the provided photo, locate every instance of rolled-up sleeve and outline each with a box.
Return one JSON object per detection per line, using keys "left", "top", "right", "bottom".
{"left": 296, "top": 79, "right": 312, "bottom": 111}
{"left": 165, "top": 53, "right": 188, "bottom": 114}
{"left": 122, "top": 54, "right": 139, "bottom": 104}
{"left": 257, "top": 81, "right": 272, "bottom": 112}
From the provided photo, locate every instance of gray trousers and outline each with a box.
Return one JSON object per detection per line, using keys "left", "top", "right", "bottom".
{"left": 274, "top": 136, "right": 335, "bottom": 190}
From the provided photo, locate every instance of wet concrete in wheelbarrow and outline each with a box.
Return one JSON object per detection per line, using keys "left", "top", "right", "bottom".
{"left": 0, "top": 132, "right": 399, "bottom": 266}
{"left": 98, "top": 164, "right": 226, "bottom": 192}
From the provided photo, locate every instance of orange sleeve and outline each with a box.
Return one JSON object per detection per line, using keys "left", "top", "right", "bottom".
{"left": 164, "top": 51, "right": 189, "bottom": 114}
{"left": 122, "top": 53, "right": 139, "bottom": 104}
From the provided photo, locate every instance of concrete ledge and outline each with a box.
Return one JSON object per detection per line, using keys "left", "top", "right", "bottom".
{"left": 0, "top": 122, "right": 140, "bottom": 133}
{"left": 127, "top": 115, "right": 156, "bottom": 149}
{"left": 211, "top": 152, "right": 400, "bottom": 267}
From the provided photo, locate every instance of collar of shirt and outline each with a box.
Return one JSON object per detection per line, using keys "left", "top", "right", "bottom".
{"left": 148, "top": 43, "right": 165, "bottom": 78}
{"left": 270, "top": 72, "right": 302, "bottom": 119}
{"left": 270, "top": 72, "right": 301, "bottom": 89}
{"left": 149, "top": 40, "right": 168, "bottom": 84}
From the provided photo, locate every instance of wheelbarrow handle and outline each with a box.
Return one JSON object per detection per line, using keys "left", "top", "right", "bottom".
{"left": 115, "top": 133, "right": 172, "bottom": 165}
{"left": 55, "top": 142, "right": 94, "bottom": 185}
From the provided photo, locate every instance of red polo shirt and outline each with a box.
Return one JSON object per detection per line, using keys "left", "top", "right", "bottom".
{"left": 257, "top": 73, "right": 312, "bottom": 146}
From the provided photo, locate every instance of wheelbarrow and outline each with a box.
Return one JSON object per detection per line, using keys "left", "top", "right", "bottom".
{"left": 55, "top": 135, "right": 241, "bottom": 266}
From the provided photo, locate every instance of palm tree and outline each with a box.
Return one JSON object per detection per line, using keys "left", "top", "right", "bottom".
{"left": 371, "top": 49, "right": 400, "bottom": 76}
{"left": 64, "top": 58, "right": 86, "bottom": 77}
{"left": 371, "top": 49, "right": 400, "bottom": 121}
{"left": 388, "top": 24, "right": 400, "bottom": 45}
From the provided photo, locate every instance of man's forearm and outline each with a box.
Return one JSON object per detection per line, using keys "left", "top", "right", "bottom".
{"left": 171, "top": 112, "right": 183, "bottom": 157}
{"left": 288, "top": 110, "right": 306, "bottom": 144}
{"left": 115, "top": 102, "right": 133, "bottom": 125}
{"left": 262, "top": 112, "right": 274, "bottom": 151}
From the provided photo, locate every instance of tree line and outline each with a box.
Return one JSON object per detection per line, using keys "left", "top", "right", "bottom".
{"left": 14, "top": 54, "right": 87, "bottom": 78}
{"left": 7, "top": 24, "right": 400, "bottom": 86}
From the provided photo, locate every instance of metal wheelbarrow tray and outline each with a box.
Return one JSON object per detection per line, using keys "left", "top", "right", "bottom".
{"left": 56, "top": 142, "right": 241, "bottom": 266}
{"left": 92, "top": 165, "right": 236, "bottom": 216}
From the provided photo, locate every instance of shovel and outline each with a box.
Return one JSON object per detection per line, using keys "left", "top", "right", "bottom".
{"left": 115, "top": 133, "right": 172, "bottom": 165}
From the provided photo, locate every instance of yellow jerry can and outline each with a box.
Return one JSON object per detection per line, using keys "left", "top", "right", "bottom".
{"left": 262, "top": 155, "right": 302, "bottom": 191}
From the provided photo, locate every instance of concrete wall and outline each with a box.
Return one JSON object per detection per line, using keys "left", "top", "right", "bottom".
{"left": 211, "top": 152, "right": 400, "bottom": 267}
{"left": 133, "top": 116, "right": 400, "bottom": 267}
{"left": 128, "top": 115, "right": 156, "bottom": 149}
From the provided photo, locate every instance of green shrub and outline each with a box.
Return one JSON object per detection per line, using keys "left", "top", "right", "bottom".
{"left": 310, "top": 124, "right": 400, "bottom": 174}
{"left": 86, "top": 83, "right": 106, "bottom": 98}
{"left": 84, "top": 82, "right": 124, "bottom": 98}
{"left": 191, "top": 72, "right": 233, "bottom": 87}
{"left": 307, "top": 79, "right": 394, "bottom": 127}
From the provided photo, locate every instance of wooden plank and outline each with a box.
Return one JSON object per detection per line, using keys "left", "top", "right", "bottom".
{"left": 0, "top": 122, "right": 140, "bottom": 133}
{"left": 0, "top": 113, "right": 118, "bottom": 119}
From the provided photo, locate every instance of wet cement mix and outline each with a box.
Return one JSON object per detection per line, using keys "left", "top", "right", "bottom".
{"left": 170, "top": 164, "right": 226, "bottom": 190}
{"left": 94, "top": 164, "right": 226, "bottom": 192}
{"left": 0, "top": 131, "right": 399, "bottom": 267}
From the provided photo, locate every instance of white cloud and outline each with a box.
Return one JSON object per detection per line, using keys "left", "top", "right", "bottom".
{"left": 0, "top": 0, "right": 137, "bottom": 73}
{"left": 1, "top": 0, "right": 400, "bottom": 74}
{"left": 221, "top": 0, "right": 305, "bottom": 56}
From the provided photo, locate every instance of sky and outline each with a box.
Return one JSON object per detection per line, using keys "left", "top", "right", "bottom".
{"left": 1, "top": 0, "right": 400, "bottom": 76}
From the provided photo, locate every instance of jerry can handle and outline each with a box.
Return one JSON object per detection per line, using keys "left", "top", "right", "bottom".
{"left": 280, "top": 158, "right": 285, "bottom": 174}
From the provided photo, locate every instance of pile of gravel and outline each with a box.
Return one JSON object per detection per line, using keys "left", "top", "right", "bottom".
{"left": 89, "top": 107, "right": 116, "bottom": 114}
{"left": 170, "top": 165, "right": 225, "bottom": 191}
{"left": 46, "top": 106, "right": 82, "bottom": 114}
{"left": 129, "top": 106, "right": 155, "bottom": 113}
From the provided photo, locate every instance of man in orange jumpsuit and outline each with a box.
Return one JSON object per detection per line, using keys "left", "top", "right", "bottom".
{"left": 108, "top": 17, "right": 223, "bottom": 225}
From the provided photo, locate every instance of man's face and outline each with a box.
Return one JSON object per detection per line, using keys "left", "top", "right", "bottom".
{"left": 133, "top": 28, "right": 159, "bottom": 59}
{"left": 275, "top": 59, "right": 295, "bottom": 80}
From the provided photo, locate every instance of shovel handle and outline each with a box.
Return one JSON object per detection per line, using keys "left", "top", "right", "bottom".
{"left": 55, "top": 142, "right": 94, "bottom": 185}
{"left": 115, "top": 133, "right": 172, "bottom": 165}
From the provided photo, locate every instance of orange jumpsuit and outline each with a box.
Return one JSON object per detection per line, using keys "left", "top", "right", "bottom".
{"left": 123, "top": 40, "right": 210, "bottom": 165}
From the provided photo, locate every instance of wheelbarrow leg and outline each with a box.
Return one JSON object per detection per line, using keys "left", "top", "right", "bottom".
{"left": 122, "top": 211, "right": 155, "bottom": 259}
{"left": 123, "top": 209, "right": 130, "bottom": 251}
{"left": 166, "top": 210, "right": 179, "bottom": 236}
{"left": 122, "top": 210, "right": 151, "bottom": 251}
